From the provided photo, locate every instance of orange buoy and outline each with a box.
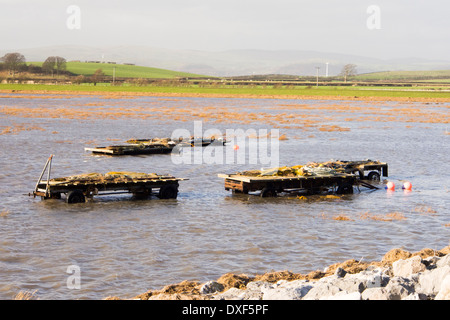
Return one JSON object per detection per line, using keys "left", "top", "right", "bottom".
{"left": 233, "top": 145, "right": 239, "bottom": 150}
{"left": 386, "top": 181, "right": 395, "bottom": 190}
{"left": 402, "top": 181, "right": 412, "bottom": 190}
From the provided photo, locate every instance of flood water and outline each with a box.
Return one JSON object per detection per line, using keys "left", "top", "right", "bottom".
{"left": 0, "top": 92, "right": 448, "bottom": 299}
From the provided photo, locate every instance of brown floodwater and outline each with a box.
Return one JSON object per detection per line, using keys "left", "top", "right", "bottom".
{"left": 0, "top": 93, "right": 448, "bottom": 299}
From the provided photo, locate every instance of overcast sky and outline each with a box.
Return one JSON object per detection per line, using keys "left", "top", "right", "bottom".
{"left": 1, "top": 0, "right": 449, "bottom": 60}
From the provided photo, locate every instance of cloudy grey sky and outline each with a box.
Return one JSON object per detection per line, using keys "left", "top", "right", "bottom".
{"left": 1, "top": 0, "right": 449, "bottom": 60}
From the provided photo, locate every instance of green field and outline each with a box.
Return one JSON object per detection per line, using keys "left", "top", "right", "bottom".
{"left": 3, "top": 62, "right": 450, "bottom": 99}
{"left": 2, "top": 83, "right": 450, "bottom": 100}
{"left": 29, "top": 61, "right": 205, "bottom": 79}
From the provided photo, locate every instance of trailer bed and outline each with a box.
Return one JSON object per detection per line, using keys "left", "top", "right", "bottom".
{"left": 218, "top": 172, "right": 358, "bottom": 197}
{"left": 218, "top": 159, "right": 386, "bottom": 197}
{"left": 86, "top": 137, "right": 226, "bottom": 156}
{"left": 31, "top": 156, "right": 186, "bottom": 203}
{"left": 85, "top": 143, "right": 174, "bottom": 155}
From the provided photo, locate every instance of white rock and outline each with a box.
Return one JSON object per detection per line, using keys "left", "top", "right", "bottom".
{"left": 246, "top": 281, "right": 273, "bottom": 292}
{"left": 437, "top": 254, "right": 450, "bottom": 268}
{"left": 393, "top": 256, "right": 426, "bottom": 278}
{"left": 361, "top": 287, "right": 389, "bottom": 300}
{"left": 417, "top": 265, "right": 450, "bottom": 297}
{"left": 277, "top": 279, "right": 312, "bottom": 290}
{"left": 262, "top": 280, "right": 313, "bottom": 300}
{"left": 241, "top": 281, "right": 273, "bottom": 300}
{"left": 213, "top": 287, "right": 245, "bottom": 300}
{"left": 435, "top": 274, "right": 450, "bottom": 300}
{"left": 345, "top": 269, "right": 390, "bottom": 289}
{"left": 336, "top": 278, "right": 366, "bottom": 293}
{"left": 210, "top": 254, "right": 449, "bottom": 300}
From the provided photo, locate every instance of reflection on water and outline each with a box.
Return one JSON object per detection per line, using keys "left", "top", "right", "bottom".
{"left": 0, "top": 93, "right": 449, "bottom": 299}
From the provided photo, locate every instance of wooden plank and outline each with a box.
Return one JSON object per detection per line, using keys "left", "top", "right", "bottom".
{"left": 84, "top": 147, "right": 116, "bottom": 154}
{"left": 219, "top": 173, "right": 353, "bottom": 183}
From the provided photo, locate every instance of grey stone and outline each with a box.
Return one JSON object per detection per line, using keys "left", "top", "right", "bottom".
{"left": 334, "top": 267, "right": 347, "bottom": 278}
{"left": 200, "top": 281, "right": 225, "bottom": 294}
{"left": 401, "top": 293, "right": 427, "bottom": 300}
{"left": 303, "top": 282, "right": 342, "bottom": 300}
{"left": 384, "top": 277, "right": 416, "bottom": 300}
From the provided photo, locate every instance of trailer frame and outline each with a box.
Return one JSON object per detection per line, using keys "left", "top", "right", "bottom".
{"left": 331, "top": 160, "right": 388, "bottom": 181}
{"left": 218, "top": 172, "right": 359, "bottom": 197}
{"left": 31, "top": 155, "right": 186, "bottom": 203}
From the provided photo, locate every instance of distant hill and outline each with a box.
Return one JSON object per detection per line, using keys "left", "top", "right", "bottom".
{"left": 5, "top": 45, "right": 450, "bottom": 77}
{"left": 30, "top": 61, "right": 206, "bottom": 79}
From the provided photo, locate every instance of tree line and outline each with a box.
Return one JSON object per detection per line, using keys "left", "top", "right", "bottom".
{"left": 0, "top": 52, "right": 107, "bottom": 84}
{"left": 1, "top": 51, "right": 359, "bottom": 83}
{"left": 0, "top": 52, "right": 68, "bottom": 77}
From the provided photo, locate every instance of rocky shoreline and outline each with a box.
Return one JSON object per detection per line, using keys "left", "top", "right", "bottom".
{"left": 107, "top": 246, "right": 450, "bottom": 300}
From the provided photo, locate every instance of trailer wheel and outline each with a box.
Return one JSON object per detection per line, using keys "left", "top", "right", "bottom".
{"left": 41, "top": 193, "right": 61, "bottom": 200}
{"left": 260, "top": 187, "right": 277, "bottom": 197}
{"left": 357, "top": 170, "right": 365, "bottom": 180}
{"left": 337, "top": 183, "right": 353, "bottom": 195}
{"left": 367, "top": 171, "right": 381, "bottom": 181}
{"left": 158, "top": 185, "right": 178, "bottom": 199}
{"left": 67, "top": 190, "right": 86, "bottom": 204}
{"left": 133, "top": 188, "right": 151, "bottom": 200}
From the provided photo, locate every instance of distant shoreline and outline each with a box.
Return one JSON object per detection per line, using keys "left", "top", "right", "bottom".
{"left": 2, "top": 87, "right": 450, "bottom": 103}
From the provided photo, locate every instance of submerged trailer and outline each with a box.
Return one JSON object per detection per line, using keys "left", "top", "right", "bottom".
{"left": 31, "top": 155, "right": 186, "bottom": 203}
{"left": 86, "top": 136, "right": 227, "bottom": 156}
{"left": 218, "top": 172, "right": 358, "bottom": 197}
{"left": 127, "top": 137, "right": 227, "bottom": 147}
{"left": 218, "top": 159, "right": 386, "bottom": 197}
{"left": 85, "top": 143, "right": 174, "bottom": 155}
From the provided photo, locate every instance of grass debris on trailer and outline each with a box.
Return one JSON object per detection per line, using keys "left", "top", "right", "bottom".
{"left": 218, "top": 159, "right": 387, "bottom": 197}
{"left": 85, "top": 136, "right": 227, "bottom": 155}
{"left": 31, "top": 155, "right": 187, "bottom": 203}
